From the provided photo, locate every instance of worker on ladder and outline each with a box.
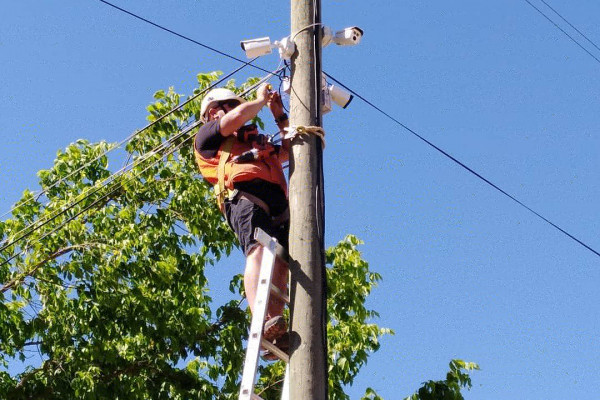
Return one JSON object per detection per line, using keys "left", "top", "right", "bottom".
{"left": 194, "top": 83, "right": 290, "bottom": 359}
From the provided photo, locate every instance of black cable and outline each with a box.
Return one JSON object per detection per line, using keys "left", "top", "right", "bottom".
{"left": 312, "top": 1, "right": 328, "bottom": 395}
{"left": 522, "top": 0, "right": 600, "bottom": 66}
{"left": 2, "top": 0, "right": 283, "bottom": 225}
{"left": 539, "top": 0, "right": 600, "bottom": 53}
{"left": 1, "top": 185, "right": 122, "bottom": 269}
{"left": 0, "top": 61, "right": 253, "bottom": 221}
{"left": 0, "top": 122, "right": 197, "bottom": 255}
{"left": 1, "top": 57, "right": 282, "bottom": 252}
{"left": 1, "top": 57, "right": 283, "bottom": 264}
{"left": 0, "top": 133, "right": 195, "bottom": 269}
{"left": 95, "top": 0, "right": 600, "bottom": 257}
{"left": 97, "top": 0, "right": 273, "bottom": 75}
{"left": 324, "top": 71, "right": 600, "bottom": 259}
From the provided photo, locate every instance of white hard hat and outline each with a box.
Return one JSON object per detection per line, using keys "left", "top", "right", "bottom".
{"left": 200, "top": 88, "right": 245, "bottom": 122}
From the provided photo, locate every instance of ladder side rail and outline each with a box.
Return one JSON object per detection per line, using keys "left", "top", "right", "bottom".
{"left": 238, "top": 237, "right": 278, "bottom": 400}
{"left": 281, "top": 364, "right": 290, "bottom": 400}
{"left": 255, "top": 228, "right": 289, "bottom": 264}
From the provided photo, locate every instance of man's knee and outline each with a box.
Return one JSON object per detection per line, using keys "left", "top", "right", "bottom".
{"left": 246, "top": 243, "right": 262, "bottom": 259}
{"left": 245, "top": 244, "right": 263, "bottom": 274}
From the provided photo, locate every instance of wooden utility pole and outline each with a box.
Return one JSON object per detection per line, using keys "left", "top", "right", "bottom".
{"left": 288, "top": 0, "right": 327, "bottom": 398}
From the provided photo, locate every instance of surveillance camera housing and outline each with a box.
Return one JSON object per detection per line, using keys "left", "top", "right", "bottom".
{"left": 240, "top": 37, "right": 273, "bottom": 58}
{"left": 321, "top": 26, "right": 334, "bottom": 47}
{"left": 333, "top": 27, "right": 363, "bottom": 46}
{"left": 329, "top": 84, "right": 354, "bottom": 109}
{"left": 321, "top": 76, "right": 332, "bottom": 114}
{"left": 321, "top": 86, "right": 332, "bottom": 114}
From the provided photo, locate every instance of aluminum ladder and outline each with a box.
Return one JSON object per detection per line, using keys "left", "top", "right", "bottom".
{"left": 238, "top": 228, "right": 291, "bottom": 400}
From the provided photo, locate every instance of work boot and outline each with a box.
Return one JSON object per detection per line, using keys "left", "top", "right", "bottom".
{"left": 263, "top": 315, "right": 287, "bottom": 342}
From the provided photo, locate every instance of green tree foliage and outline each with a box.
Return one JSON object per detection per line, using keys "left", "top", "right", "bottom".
{"left": 404, "top": 360, "right": 480, "bottom": 400}
{"left": 0, "top": 72, "right": 475, "bottom": 399}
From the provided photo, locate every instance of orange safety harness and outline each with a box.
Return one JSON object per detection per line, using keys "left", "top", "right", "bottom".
{"left": 194, "top": 125, "right": 288, "bottom": 213}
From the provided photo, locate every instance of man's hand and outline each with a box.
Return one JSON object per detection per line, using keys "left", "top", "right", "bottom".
{"left": 220, "top": 83, "right": 272, "bottom": 136}
{"left": 268, "top": 91, "right": 285, "bottom": 118}
{"left": 267, "top": 90, "right": 290, "bottom": 163}
{"left": 256, "top": 83, "right": 272, "bottom": 105}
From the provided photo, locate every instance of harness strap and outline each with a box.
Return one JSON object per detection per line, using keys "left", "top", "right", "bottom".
{"left": 235, "top": 190, "right": 290, "bottom": 226}
{"left": 215, "top": 136, "right": 289, "bottom": 225}
{"left": 237, "top": 191, "right": 271, "bottom": 215}
{"left": 216, "top": 137, "right": 235, "bottom": 211}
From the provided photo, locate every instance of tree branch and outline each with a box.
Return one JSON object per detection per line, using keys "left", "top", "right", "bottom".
{"left": 1, "top": 243, "right": 106, "bottom": 293}
{"left": 12, "top": 358, "right": 59, "bottom": 392}
{"left": 22, "top": 341, "right": 43, "bottom": 347}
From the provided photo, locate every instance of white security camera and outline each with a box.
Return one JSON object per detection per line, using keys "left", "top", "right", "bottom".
{"left": 240, "top": 35, "right": 295, "bottom": 60}
{"left": 329, "top": 84, "right": 353, "bottom": 109}
{"left": 240, "top": 37, "right": 273, "bottom": 58}
{"left": 333, "top": 27, "right": 363, "bottom": 46}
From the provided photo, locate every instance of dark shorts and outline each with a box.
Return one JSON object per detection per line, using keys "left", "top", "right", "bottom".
{"left": 224, "top": 197, "right": 289, "bottom": 256}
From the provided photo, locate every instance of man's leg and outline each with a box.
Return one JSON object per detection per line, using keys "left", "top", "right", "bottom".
{"left": 269, "top": 258, "right": 288, "bottom": 317}
{"left": 244, "top": 245, "right": 288, "bottom": 318}
{"left": 244, "top": 244, "right": 263, "bottom": 315}
{"left": 244, "top": 244, "right": 288, "bottom": 344}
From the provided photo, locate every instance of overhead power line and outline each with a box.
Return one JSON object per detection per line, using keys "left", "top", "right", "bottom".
{"left": 539, "top": 0, "right": 600, "bottom": 53}
{"left": 0, "top": 63, "right": 285, "bottom": 257}
{"left": 0, "top": 122, "right": 198, "bottom": 257}
{"left": 3, "top": 0, "right": 290, "bottom": 220}
{"left": 324, "top": 72, "right": 600, "bottom": 259}
{"left": 0, "top": 62, "right": 254, "bottom": 221}
{"left": 93, "top": 0, "right": 600, "bottom": 259}
{"left": 97, "top": 0, "right": 272, "bottom": 76}
{"left": 0, "top": 132, "right": 197, "bottom": 269}
{"left": 522, "top": 0, "right": 600, "bottom": 66}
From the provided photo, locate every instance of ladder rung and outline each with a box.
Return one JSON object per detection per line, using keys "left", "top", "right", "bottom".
{"left": 254, "top": 228, "right": 288, "bottom": 264}
{"left": 270, "top": 284, "right": 290, "bottom": 304}
{"left": 261, "top": 339, "right": 290, "bottom": 363}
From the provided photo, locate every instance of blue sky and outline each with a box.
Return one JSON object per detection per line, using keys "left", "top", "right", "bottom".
{"left": 1, "top": 0, "right": 599, "bottom": 398}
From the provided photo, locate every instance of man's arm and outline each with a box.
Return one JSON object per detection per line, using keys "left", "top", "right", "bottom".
{"left": 219, "top": 84, "right": 271, "bottom": 136}
{"left": 268, "top": 91, "right": 290, "bottom": 163}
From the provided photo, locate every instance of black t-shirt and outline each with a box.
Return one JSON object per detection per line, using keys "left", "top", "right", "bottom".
{"left": 195, "top": 120, "right": 288, "bottom": 215}
{"left": 195, "top": 119, "right": 224, "bottom": 159}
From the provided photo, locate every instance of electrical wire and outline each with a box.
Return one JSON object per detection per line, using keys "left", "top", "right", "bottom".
{"left": 539, "top": 0, "right": 600, "bottom": 53}
{"left": 324, "top": 71, "right": 600, "bottom": 259}
{"left": 1, "top": 63, "right": 285, "bottom": 256}
{"left": 291, "top": 22, "right": 322, "bottom": 42}
{"left": 57, "top": 0, "right": 600, "bottom": 260}
{"left": 313, "top": 1, "right": 329, "bottom": 395}
{"left": 0, "top": 121, "right": 199, "bottom": 256}
{"left": 0, "top": 62, "right": 254, "bottom": 221}
{"left": 0, "top": 132, "right": 196, "bottom": 269}
{"left": 97, "top": 0, "right": 273, "bottom": 74}
{"left": 239, "top": 62, "right": 285, "bottom": 98}
{"left": 522, "top": 0, "right": 600, "bottom": 66}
